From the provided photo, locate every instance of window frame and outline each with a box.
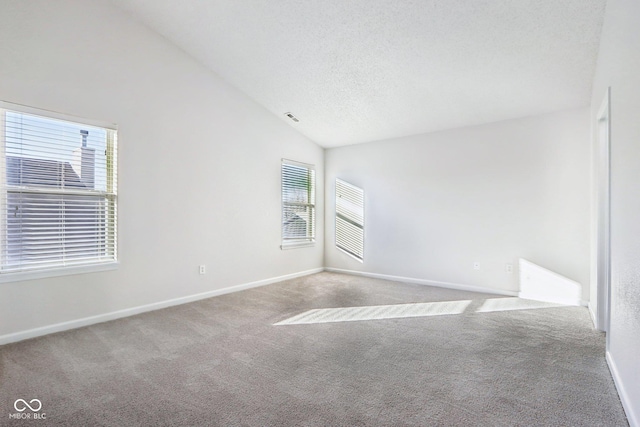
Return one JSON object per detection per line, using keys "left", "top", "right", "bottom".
{"left": 0, "top": 101, "right": 118, "bottom": 283}
{"left": 281, "top": 159, "right": 316, "bottom": 249}
{"left": 335, "top": 178, "right": 364, "bottom": 262}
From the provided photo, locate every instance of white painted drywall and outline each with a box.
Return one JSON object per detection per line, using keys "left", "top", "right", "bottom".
{"left": 0, "top": 0, "right": 323, "bottom": 338}
{"left": 325, "top": 109, "right": 590, "bottom": 299}
{"left": 591, "top": 0, "right": 640, "bottom": 424}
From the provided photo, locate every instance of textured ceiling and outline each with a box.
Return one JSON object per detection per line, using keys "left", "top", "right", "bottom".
{"left": 108, "top": 0, "right": 606, "bottom": 147}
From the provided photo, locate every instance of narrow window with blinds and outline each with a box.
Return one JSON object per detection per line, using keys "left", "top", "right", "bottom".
{"left": 281, "top": 159, "right": 315, "bottom": 248}
{"left": 336, "top": 178, "right": 364, "bottom": 261}
{"left": 0, "top": 103, "right": 118, "bottom": 278}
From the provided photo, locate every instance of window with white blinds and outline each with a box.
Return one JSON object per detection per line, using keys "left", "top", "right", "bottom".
{"left": 336, "top": 178, "right": 364, "bottom": 261}
{"left": 0, "top": 103, "right": 118, "bottom": 276}
{"left": 281, "top": 160, "right": 315, "bottom": 248}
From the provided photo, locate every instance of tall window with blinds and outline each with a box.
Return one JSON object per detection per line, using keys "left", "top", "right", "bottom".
{"left": 0, "top": 104, "right": 118, "bottom": 276}
{"left": 281, "top": 160, "right": 315, "bottom": 248}
{"left": 336, "top": 178, "right": 364, "bottom": 261}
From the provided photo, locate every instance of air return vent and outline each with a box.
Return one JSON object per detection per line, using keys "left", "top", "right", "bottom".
{"left": 285, "top": 112, "right": 299, "bottom": 122}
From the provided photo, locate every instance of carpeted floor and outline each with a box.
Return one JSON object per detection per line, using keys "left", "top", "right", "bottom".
{"left": 0, "top": 272, "right": 629, "bottom": 426}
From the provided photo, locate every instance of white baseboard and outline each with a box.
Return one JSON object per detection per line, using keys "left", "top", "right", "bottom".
{"left": 324, "top": 268, "right": 517, "bottom": 297}
{"left": 0, "top": 267, "right": 323, "bottom": 346}
{"left": 606, "top": 351, "right": 639, "bottom": 427}
{"left": 588, "top": 303, "right": 598, "bottom": 328}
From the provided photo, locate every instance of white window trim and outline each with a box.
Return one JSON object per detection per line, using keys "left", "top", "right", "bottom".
{"left": 337, "top": 246, "right": 364, "bottom": 263}
{"left": 0, "top": 101, "right": 119, "bottom": 281}
{"left": 0, "top": 101, "right": 117, "bottom": 131}
{"left": 281, "top": 158, "right": 316, "bottom": 249}
{"left": 335, "top": 178, "right": 364, "bottom": 262}
{"left": 0, "top": 261, "right": 119, "bottom": 283}
{"left": 280, "top": 241, "right": 315, "bottom": 250}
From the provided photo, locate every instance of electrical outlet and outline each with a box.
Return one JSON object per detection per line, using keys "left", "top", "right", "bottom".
{"left": 473, "top": 262, "right": 481, "bottom": 270}
{"left": 505, "top": 263, "right": 513, "bottom": 274}
{"left": 199, "top": 265, "right": 206, "bottom": 275}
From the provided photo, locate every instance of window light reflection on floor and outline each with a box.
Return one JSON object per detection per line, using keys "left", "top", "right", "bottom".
{"left": 274, "top": 297, "right": 565, "bottom": 326}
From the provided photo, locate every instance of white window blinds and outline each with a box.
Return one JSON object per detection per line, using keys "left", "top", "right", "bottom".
{"left": 281, "top": 160, "right": 315, "bottom": 246}
{"left": 336, "top": 178, "right": 364, "bottom": 261}
{"left": 0, "top": 104, "right": 118, "bottom": 274}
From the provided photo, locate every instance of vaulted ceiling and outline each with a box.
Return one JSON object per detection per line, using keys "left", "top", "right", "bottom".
{"left": 108, "top": 0, "right": 606, "bottom": 147}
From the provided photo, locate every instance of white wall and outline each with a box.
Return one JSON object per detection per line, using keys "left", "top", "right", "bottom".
{"left": 0, "top": 0, "right": 323, "bottom": 339}
{"left": 325, "top": 109, "right": 590, "bottom": 299}
{"left": 591, "top": 0, "right": 640, "bottom": 424}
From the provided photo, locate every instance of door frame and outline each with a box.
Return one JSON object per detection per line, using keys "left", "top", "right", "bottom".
{"left": 596, "top": 87, "right": 611, "bottom": 334}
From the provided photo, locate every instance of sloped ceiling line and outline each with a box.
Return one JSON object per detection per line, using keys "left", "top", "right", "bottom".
{"left": 108, "top": 0, "right": 606, "bottom": 147}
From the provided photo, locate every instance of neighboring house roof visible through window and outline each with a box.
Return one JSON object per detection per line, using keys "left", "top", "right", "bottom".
{"left": 6, "top": 156, "right": 92, "bottom": 189}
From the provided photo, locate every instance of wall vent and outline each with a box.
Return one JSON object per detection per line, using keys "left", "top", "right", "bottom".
{"left": 285, "top": 112, "right": 299, "bottom": 122}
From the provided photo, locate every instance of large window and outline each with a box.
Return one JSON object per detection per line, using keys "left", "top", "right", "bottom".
{"left": 336, "top": 178, "right": 364, "bottom": 261}
{"left": 281, "top": 159, "right": 315, "bottom": 248}
{"left": 0, "top": 103, "right": 118, "bottom": 278}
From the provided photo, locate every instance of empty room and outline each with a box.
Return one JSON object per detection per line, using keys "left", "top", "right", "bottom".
{"left": 0, "top": 0, "right": 638, "bottom": 425}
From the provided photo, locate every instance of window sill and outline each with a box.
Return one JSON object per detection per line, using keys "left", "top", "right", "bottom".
{"left": 337, "top": 246, "right": 364, "bottom": 263}
{"left": 281, "top": 241, "right": 315, "bottom": 250}
{"left": 0, "top": 262, "right": 119, "bottom": 283}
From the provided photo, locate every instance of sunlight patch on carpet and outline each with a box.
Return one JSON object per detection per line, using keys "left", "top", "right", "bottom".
{"left": 275, "top": 297, "right": 564, "bottom": 325}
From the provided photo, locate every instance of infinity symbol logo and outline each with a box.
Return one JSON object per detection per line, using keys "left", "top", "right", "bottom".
{"left": 14, "top": 399, "right": 42, "bottom": 412}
